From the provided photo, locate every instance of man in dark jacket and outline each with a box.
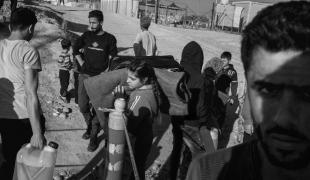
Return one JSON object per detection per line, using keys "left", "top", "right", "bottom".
{"left": 217, "top": 51, "right": 238, "bottom": 99}
{"left": 169, "top": 41, "right": 219, "bottom": 180}
{"left": 186, "top": 1, "right": 310, "bottom": 179}
{"left": 73, "top": 10, "right": 117, "bottom": 152}
{"left": 216, "top": 51, "right": 239, "bottom": 148}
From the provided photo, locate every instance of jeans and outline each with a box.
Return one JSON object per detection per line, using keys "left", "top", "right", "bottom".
{"left": 170, "top": 119, "right": 184, "bottom": 180}
{"left": 73, "top": 72, "right": 79, "bottom": 104}
{"left": 130, "top": 134, "right": 153, "bottom": 180}
{"left": 170, "top": 118, "right": 215, "bottom": 180}
{"left": 218, "top": 100, "right": 239, "bottom": 149}
{"left": 78, "top": 74, "right": 100, "bottom": 137}
{"left": 0, "top": 118, "right": 32, "bottom": 180}
{"left": 59, "top": 69, "right": 70, "bottom": 97}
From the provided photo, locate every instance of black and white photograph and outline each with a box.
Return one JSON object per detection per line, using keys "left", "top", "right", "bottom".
{"left": 1, "top": 0, "right": 310, "bottom": 179}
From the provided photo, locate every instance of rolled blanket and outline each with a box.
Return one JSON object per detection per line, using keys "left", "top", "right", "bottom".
{"left": 84, "top": 68, "right": 190, "bottom": 126}
{"left": 110, "top": 55, "right": 180, "bottom": 70}
{"left": 84, "top": 69, "right": 128, "bottom": 128}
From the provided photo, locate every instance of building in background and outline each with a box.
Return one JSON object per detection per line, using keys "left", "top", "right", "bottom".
{"left": 99, "top": 0, "right": 294, "bottom": 31}
{"left": 215, "top": 1, "right": 270, "bottom": 31}
{"left": 214, "top": 0, "right": 295, "bottom": 31}
{"left": 232, "top": 1, "right": 270, "bottom": 28}
{"left": 138, "top": 0, "right": 186, "bottom": 25}
{"left": 101, "top": 0, "right": 140, "bottom": 17}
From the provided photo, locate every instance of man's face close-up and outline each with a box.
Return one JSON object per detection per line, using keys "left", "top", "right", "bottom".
{"left": 89, "top": 17, "right": 102, "bottom": 33}
{"left": 247, "top": 47, "right": 310, "bottom": 169}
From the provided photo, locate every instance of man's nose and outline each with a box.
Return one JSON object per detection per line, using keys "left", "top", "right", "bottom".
{"left": 274, "top": 89, "right": 298, "bottom": 127}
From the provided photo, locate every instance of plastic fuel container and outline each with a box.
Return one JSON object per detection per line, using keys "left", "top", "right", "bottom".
{"left": 13, "top": 141, "right": 59, "bottom": 180}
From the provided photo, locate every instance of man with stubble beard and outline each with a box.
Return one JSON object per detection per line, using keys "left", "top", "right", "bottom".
{"left": 73, "top": 10, "right": 117, "bottom": 152}
{"left": 186, "top": 1, "right": 310, "bottom": 180}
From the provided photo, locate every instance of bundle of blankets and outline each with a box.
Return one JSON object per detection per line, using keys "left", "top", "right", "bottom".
{"left": 84, "top": 56, "right": 190, "bottom": 127}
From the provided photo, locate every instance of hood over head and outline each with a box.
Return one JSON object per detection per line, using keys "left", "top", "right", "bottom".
{"left": 180, "top": 41, "right": 204, "bottom": 74}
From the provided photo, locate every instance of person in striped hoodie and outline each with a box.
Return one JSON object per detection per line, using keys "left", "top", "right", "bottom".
{"left": 57, "top": 39, "right": 73, "bottom": 103}
{"left": 114, "top": 60, "right": 162, "bottom": 180}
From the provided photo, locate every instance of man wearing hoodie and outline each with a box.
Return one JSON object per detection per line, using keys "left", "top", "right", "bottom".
{"left": 169, "top": 41, "right": 219, "bottom": 180}
{"left": 216, "top": 51, "right": 239, "bottom": 148}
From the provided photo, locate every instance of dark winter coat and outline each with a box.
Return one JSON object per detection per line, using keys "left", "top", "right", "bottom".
{"left": 178, "top": 41, "right": 218, "bottom": 129}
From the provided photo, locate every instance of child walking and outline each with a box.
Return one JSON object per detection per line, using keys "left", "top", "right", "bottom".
{"left": 115, "top": 60, "right": 162, "bottom": 180}
{"left": 58, "top": 39, "right": 73, "bottom": 103}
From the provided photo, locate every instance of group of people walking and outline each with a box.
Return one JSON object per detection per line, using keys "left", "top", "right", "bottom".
{"left": 1, "top": 1, "right": 310, "bottom": 180}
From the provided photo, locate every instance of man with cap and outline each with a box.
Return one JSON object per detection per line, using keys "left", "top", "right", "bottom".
{"left": 133, "top": 16, "right": 157, "bottom": 56}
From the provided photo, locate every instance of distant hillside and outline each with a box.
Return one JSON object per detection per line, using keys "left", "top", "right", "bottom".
{"left": 160, "top": 0, "right": 295, "bottom": 17}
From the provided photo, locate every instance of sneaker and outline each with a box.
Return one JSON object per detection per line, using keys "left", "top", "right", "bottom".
{"left": 60, "top": 92, "right": 70, "bottom": 103}
{"left": 65, "top": 96, "right": 70, "bottom": 103}
{"left": 82, "top": 131, "right": 91, "bottom": 140}
{"left": 59, "top": 96, "right": 67, "bottom": 103}
{"left": 87, "top": 137, "right": 98, "bottom": 152}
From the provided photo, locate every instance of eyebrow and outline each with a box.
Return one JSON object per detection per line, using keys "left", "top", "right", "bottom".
{"left": 253, "top": 81, "right": 310, "bottom": 90}
{"left": 252, "top": 81, "right": 283, "bottom": 89}
{"left": 128, "top": 75, "right": 136, "bottom": 80}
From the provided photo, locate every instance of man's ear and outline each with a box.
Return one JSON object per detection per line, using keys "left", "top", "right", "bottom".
{"left": 28, "top": 24, "right": 34, "bottom": 34}
{"left": 142, "top": 77, "right": 148, "bottom": 85}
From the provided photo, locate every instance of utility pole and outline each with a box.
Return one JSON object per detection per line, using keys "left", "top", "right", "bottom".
{"left": 145, "top": 0, "right": 148, "bottom": 16}
{"left": 211, "top": 2, "right": 215, "bottom": 30}
{"left": 165, "top": 5, "right": 168, "bottom": 24}
{"left": 211, "top": 0, "right": 217, "bottom": 30}
{"left": 155, "top": 0, "right": 159, "bottom": 23}
{"left": 183, "top": 7, "right": 187, "bottom": 27}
